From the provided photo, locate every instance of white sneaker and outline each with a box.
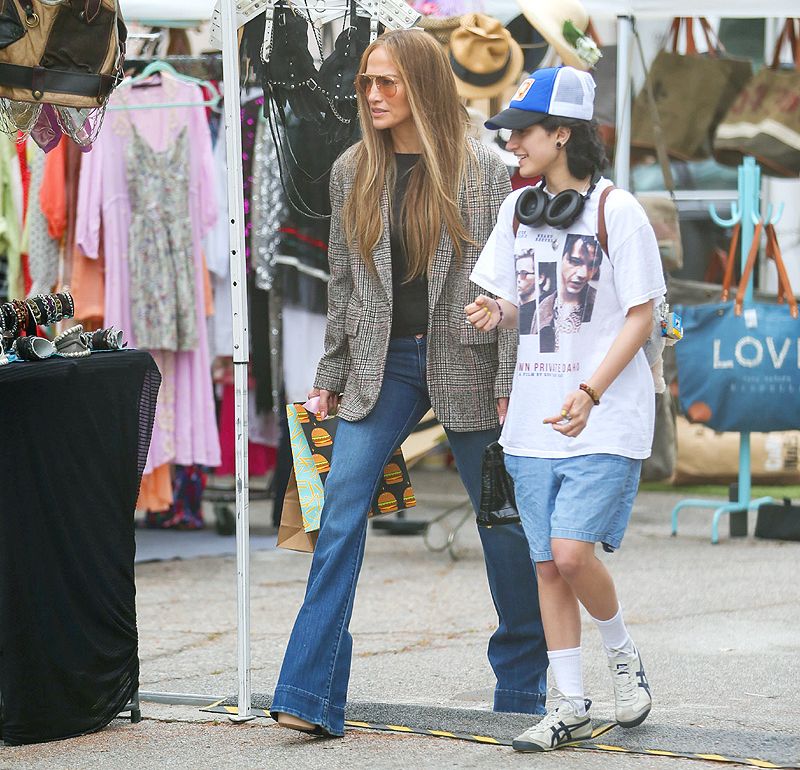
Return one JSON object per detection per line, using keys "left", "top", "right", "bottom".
{"left": 608, "top": 646, "right": 652, "bottom": 727}
{"left": 512, "top": 689, "right": 593, "bottom": 752}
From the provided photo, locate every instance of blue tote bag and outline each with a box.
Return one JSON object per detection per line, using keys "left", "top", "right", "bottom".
{"left": 675, "top": 222, "right": 800, "bottom": 433}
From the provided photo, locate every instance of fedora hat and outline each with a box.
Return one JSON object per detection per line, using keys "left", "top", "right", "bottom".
{"left": 515, "top": 0, "right": 591, "bottom": 71}
{"left": 449, "top": 13, "right": 524, "bottom": 100}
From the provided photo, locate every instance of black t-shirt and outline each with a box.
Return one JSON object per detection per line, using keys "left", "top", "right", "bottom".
{"left": 390, "top": 153, "right": 428, "bottom": 338}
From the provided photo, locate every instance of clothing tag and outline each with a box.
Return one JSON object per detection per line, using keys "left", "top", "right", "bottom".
{"left": 744, "top": 308, "right": 758, "bottom": 329}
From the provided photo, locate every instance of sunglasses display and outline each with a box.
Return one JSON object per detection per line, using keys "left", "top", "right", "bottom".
{"left": 355, "top": 74, "right": 400, "bottom": 97}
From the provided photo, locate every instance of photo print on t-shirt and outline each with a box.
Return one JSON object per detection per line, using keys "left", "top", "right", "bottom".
{"left": 516, "top": 248, "right": 557, "bottom": 336}
{"left": 534, "top": 233, "right": 603, "bottom": 353}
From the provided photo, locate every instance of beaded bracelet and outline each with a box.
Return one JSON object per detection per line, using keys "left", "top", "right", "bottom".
{"left": 34, "top": 296, "right": 47, "bottom": 323}
{"left": 1, "top": 304, "right": 18, "bottom": 335}
{"left": 12, "top": 299, "right": 28, "bottom": 334}
{"left": 53, "top": 294, "right": 63, "bottom": 322}
{"left": 579, "top": 383, "right": 601, "bottom": 406}
{"left": 41, "top": 295, "right": 57, "bottom": 324}
{"left": 494, "top": 299, "right": 504, "bottom": 327}
{"left": 61, "top": 291, "right": 75, "bottom": 318}
{"left": 26, "top": 298, "right": 43, "bottom": 325}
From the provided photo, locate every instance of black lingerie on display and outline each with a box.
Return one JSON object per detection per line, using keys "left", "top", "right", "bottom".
{"left": 0, "top": 350, "right": 160, "bottom": 745}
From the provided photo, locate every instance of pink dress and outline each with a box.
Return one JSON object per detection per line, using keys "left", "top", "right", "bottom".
{"left": 77, "top": 76, "right": 221, "bottom": 472}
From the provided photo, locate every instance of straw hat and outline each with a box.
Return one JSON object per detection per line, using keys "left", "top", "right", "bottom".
{"left": 515, "top": 0, "right": 591, "bottom": 71}
{"left": 449, "top": 13, "right": 524, "bottom": 100}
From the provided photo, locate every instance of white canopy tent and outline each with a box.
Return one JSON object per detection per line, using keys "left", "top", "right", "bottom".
{"left": 127, "top": 0, "right": 797, "bottom": 720}
{"left": 120, "top": 0, "right": 215, "bottom": 23}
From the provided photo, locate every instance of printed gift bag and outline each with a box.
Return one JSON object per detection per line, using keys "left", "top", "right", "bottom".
{"left": 278, "top": 403, "right": 417, "bottom": 552}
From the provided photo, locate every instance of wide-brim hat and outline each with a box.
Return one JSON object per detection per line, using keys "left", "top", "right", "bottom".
{"left": 449, "top": 13, "right": 524, "bottom": 100}
{"left": 515, "top": 0, "right": 590, "bottom": 71}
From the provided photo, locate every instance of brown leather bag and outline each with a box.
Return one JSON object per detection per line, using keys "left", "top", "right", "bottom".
{"left": 0, "top": 0, "right": 126, "bottom": 109}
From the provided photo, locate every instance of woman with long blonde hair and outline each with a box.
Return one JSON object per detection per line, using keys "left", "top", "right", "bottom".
{"left": 271, "top": 28, "right": 547, "bottom": 737}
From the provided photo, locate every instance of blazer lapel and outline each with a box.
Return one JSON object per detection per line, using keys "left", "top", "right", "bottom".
{"left": 428, "top": 180, "right": 467, "bottom": 312}
{"left": 373, "top": 184, "right": 393, "bottom": 304}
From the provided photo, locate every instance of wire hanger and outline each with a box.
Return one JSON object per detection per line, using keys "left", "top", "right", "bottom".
{"left": 109, "top": 60, "right": 222, "bottom": 111}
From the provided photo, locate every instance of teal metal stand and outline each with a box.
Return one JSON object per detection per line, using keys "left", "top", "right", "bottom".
{"left": 670, "top": 158, "right": 779, "bottom": 544}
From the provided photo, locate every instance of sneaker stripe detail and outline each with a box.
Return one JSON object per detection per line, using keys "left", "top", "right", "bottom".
{"left": 549, "top": 717, "right": 592, "bottom": 747}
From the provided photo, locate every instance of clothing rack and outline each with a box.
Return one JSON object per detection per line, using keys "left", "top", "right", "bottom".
{"left": 208, "top": 0, "right": 420, "bottom": 50}
{"left": 670, "top": 157, "right": 780, "bottom": 544}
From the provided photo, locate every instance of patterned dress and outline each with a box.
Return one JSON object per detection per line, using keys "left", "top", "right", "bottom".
{"left": 127, "top": 126, "right": 197, "bottom": 351}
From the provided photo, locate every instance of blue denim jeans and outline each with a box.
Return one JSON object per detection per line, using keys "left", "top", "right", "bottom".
{"left": 271, "top": 336, "right": 547, "bottom": 735}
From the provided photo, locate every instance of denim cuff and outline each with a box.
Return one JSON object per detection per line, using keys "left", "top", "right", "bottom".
{"left": 271, "top": 684, "right": 346, "bottom": 737}
{"left": 494, "top": 687, "right": 547, "bottom": 715}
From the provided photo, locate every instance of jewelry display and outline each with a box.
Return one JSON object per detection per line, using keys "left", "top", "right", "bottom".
{"left": 0, "top": 293, "right": 131, "bottom": 366}
{"left": 54, "top": 324, "right": 91, "bottom": 358}
{"left": 14, "top": 336, "right": 56, "bottom": 361}
{"left": 86, "top": 327, "right": 125, "bottom": 351}
{"left": 0, "top": 291, "right": 75, "bottom": 343}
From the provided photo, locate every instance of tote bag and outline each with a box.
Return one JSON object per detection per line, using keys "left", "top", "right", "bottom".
{"left": 675, "top": 222, "right": 800, "bottom": 433}
{"left": 713, "top": 19, "right": 800, "bottom": 177}
{"left": 631, "top": 18, "right": 752, "bottom": 161}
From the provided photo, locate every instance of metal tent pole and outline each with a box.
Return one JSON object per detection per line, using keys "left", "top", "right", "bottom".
{"left": 221, "top": 0, "right": 254, "bottom": 723}
{"left": 614, "top": 15, "right": 633, "bottom": 190}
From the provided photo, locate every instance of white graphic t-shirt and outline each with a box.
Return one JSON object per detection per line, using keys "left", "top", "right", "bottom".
{"left": 471, "top": 179, "right": 666, "bottom": 459}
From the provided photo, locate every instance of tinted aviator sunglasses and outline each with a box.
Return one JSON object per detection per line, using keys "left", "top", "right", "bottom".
{"left": 355, "top": 73, "right": 401, "bottom": 97}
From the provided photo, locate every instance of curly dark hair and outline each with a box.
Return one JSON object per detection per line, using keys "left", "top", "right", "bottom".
{"left": 539, "top": 117, "right": 608, "bottom": 179}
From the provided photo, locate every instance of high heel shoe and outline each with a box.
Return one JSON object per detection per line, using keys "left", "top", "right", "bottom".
{"left": 275, "top": 712, "right": 325, "bottom": 734}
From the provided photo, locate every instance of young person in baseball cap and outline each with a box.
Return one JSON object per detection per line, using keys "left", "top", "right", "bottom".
{"left": 465, "top": 66, "right": 666, "bottom": 752}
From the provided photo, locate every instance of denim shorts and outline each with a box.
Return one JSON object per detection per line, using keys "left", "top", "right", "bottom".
{"left": 504, "top": 453, "right": 642, "bottom": 563}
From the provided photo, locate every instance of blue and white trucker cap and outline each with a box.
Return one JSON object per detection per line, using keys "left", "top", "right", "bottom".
{"left": 485, "top": 66, "right": 596, "bottom": 130}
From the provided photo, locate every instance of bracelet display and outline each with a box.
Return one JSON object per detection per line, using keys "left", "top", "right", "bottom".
{"left": 0, "top": 291, "right": 75, "bottom": 342}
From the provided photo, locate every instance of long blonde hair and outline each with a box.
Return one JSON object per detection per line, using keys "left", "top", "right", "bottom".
{"left": 342, "top": 29, "right": 474, "bottom": 280}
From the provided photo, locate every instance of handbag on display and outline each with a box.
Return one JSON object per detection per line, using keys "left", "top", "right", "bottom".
{"left": 0, "top": 0, "right": 126, "bottom": 108}
{"left": 476, "top": 441, "right": 519, "bottom": 527}
{"left": 631, "top": 17, "right": 752, "bottom": 162}
{"left": 0, "top": 0, "right": 127, "bottom": 146}
{"left": 631, "top": 26, "right": 684, "bottom": 274}
{"left": 713, "top": 18, "right": 800, "bottom": 178}
{"left": 674, "top": 221, "right": 800, "bottom": 434}
{"left": 277, "top": 402, "right": 417, "bottom": 552}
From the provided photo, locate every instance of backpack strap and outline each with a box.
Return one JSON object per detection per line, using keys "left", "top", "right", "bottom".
{"left": 596, "top": 184, "right": 616, "bottom": 256}
{"left": 513, "top": 215, "right": 520, "bottom": 237}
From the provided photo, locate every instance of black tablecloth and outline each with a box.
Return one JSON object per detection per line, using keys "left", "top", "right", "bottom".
{"left": 0, "top": 350, "right": 160, "bottom": 745}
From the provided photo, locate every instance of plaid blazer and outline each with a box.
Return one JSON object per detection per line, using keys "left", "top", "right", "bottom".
{"left": 314, "top": 137, "right": 516, "bottom": 432}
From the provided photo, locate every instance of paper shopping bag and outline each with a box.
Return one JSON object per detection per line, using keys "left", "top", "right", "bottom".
{"left": 276, "top": 469, "right": 319, "bottom": 553}
{"left": 284, "top": 402, "right": 417, "bottom": 538}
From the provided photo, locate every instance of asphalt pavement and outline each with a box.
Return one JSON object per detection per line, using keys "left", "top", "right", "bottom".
{"left": 2, "top": 467, "right": 798, "bottom": 770}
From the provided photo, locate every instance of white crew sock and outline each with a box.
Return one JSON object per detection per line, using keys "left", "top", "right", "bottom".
{"left": 547, "top": 647, "right": 586, "bottom": 716}
{"left": 591, "top": 603, "right": 636, "bottom": 655}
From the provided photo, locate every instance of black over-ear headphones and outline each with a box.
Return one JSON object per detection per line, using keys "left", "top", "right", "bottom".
{"left": 515, "top": 172, "right": 600, "bottom": 230}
